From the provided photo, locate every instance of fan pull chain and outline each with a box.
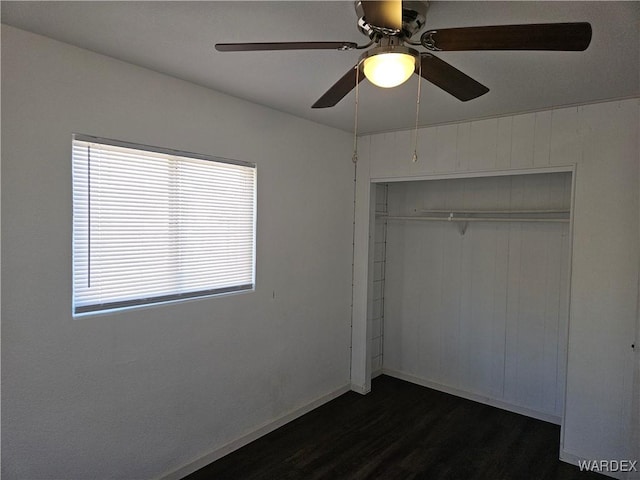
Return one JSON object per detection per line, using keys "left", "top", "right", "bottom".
{"left": 352, "top": 65, "right": 360, "bottom": 164}
{"left": 412, "top": 58, "right": 422, "bottom": 163}
{"left": 349, "top": 66, "right": 360, "bottom": 381}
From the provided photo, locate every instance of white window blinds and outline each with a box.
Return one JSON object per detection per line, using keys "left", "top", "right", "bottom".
{"left": 72, "top": 135, "right": 256, "bottom": 315}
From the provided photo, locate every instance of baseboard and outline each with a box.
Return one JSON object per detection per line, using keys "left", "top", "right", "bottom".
{"left": 350, "top": 382, "right": 371, "bottom": 395}
{"left": 382, "top": 369, "right": 562, "bottom": 425}
{"left": 160, "top": 384, "right": 351, "bottom": 480}
{"left": 371, "top": 369, "right": 384, "bottom": 379}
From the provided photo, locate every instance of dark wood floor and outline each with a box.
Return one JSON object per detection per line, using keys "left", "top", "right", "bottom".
{"left": 184, "top": 375, "right": 603, "bottom": 480}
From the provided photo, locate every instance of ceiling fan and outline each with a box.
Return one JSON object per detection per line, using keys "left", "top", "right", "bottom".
{"left": 215, "top": 1, "right": 592, "bottom": 108}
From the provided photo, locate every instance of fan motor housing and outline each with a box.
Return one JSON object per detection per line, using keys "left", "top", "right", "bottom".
{"left": 355, "top": 1, "right": 429, "bottom": 40}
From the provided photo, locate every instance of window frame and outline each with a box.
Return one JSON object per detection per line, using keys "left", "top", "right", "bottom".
{"left": 72, "top": 134, "right": 257, "bottom": 316}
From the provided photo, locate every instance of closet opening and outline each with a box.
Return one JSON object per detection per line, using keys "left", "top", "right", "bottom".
{"left": 368, "top": 169, "right": 574, "bottom": 425}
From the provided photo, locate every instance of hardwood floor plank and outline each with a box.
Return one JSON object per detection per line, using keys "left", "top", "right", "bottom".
{"left": 184, "top": 376, "right": 604, "bottom": 480}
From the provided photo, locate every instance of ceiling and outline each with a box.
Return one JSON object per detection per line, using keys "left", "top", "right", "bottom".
{"left": 2, "top": 1, "right": 638, "bottom": 134}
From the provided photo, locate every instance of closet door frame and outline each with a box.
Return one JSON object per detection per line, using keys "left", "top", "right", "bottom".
{"left": 351, "top": 164, "right": 576, "bottom": 431}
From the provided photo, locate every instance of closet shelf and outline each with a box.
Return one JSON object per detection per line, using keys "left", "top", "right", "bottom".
{"left": 378, "top": 215, "right": 569, "bottom": 223}
{"left": 377, "top": 208, "right": 570, "bottom": 224}
{"left": 421, "top": 209, "right": 569, "bottom": 215}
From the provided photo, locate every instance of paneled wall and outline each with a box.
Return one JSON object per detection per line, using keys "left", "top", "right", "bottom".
{"left": 382, "top": 173, "right": 572, "bottom": 421}
{"left": 352, "top": 99, "right": 639, "bottom": 472}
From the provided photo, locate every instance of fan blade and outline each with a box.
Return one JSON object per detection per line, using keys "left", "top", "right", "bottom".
{"left": 422, "top": 23, "right": 592, "bottom": 51}
{"left": 215, "top": 41, "right": 358, "bottom": 52}
{"left": 361, "top": 0, "right": 403, "bottom": 31}
{"left": 312, "top": 65, "right": 364, "bottom": 109}
{"left": 419, "top": 54, "right": 489, "bottom": 102}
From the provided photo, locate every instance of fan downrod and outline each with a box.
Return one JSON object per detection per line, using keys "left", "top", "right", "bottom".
{"left": 355, "top": 1, "right": 429, "bottom": 41}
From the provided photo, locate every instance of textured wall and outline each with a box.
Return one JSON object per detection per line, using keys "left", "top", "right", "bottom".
{"left": 1, "top": 25, "right": 354, "bottom": 479}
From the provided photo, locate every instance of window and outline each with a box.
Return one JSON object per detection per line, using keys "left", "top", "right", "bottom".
{"left": 72, "top": 135, "right": 256, "bottom": 315}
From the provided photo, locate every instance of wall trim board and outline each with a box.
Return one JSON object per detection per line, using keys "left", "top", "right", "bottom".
{"left": 350, "top": 382, "right": 372, "bottom": 395}
{"left": 371, "top": 165, "right": 576, "bottom": 184}
{"left": 160, "top": 384, "right": 351, "bottom": 480}
{"left": 560, "top": 163, "right": 579, "bottom": 454}
{"left": 351, "top": 153, "right": 376, "bottom": 394}
{"left": 383, "top": 369, "right": 562, "bottom": 425}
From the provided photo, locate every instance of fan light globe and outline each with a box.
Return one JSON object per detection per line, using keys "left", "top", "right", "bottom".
{"left": 363, "top": 52, "right": 416, "bottom": 88}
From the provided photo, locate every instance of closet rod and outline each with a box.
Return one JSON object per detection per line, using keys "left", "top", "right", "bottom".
{"left": 379, "top": 215, "right": 569, "bottom": 223}
{"left": 420, "top": 209, "right": 569, "bottom": 215}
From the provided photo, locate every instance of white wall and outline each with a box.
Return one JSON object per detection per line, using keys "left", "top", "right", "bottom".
{"left": 352, "top": 99, "right": 639, "bottom": 474}
{"left": 1, "top": 25, "right": 354, "bottom": 480}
